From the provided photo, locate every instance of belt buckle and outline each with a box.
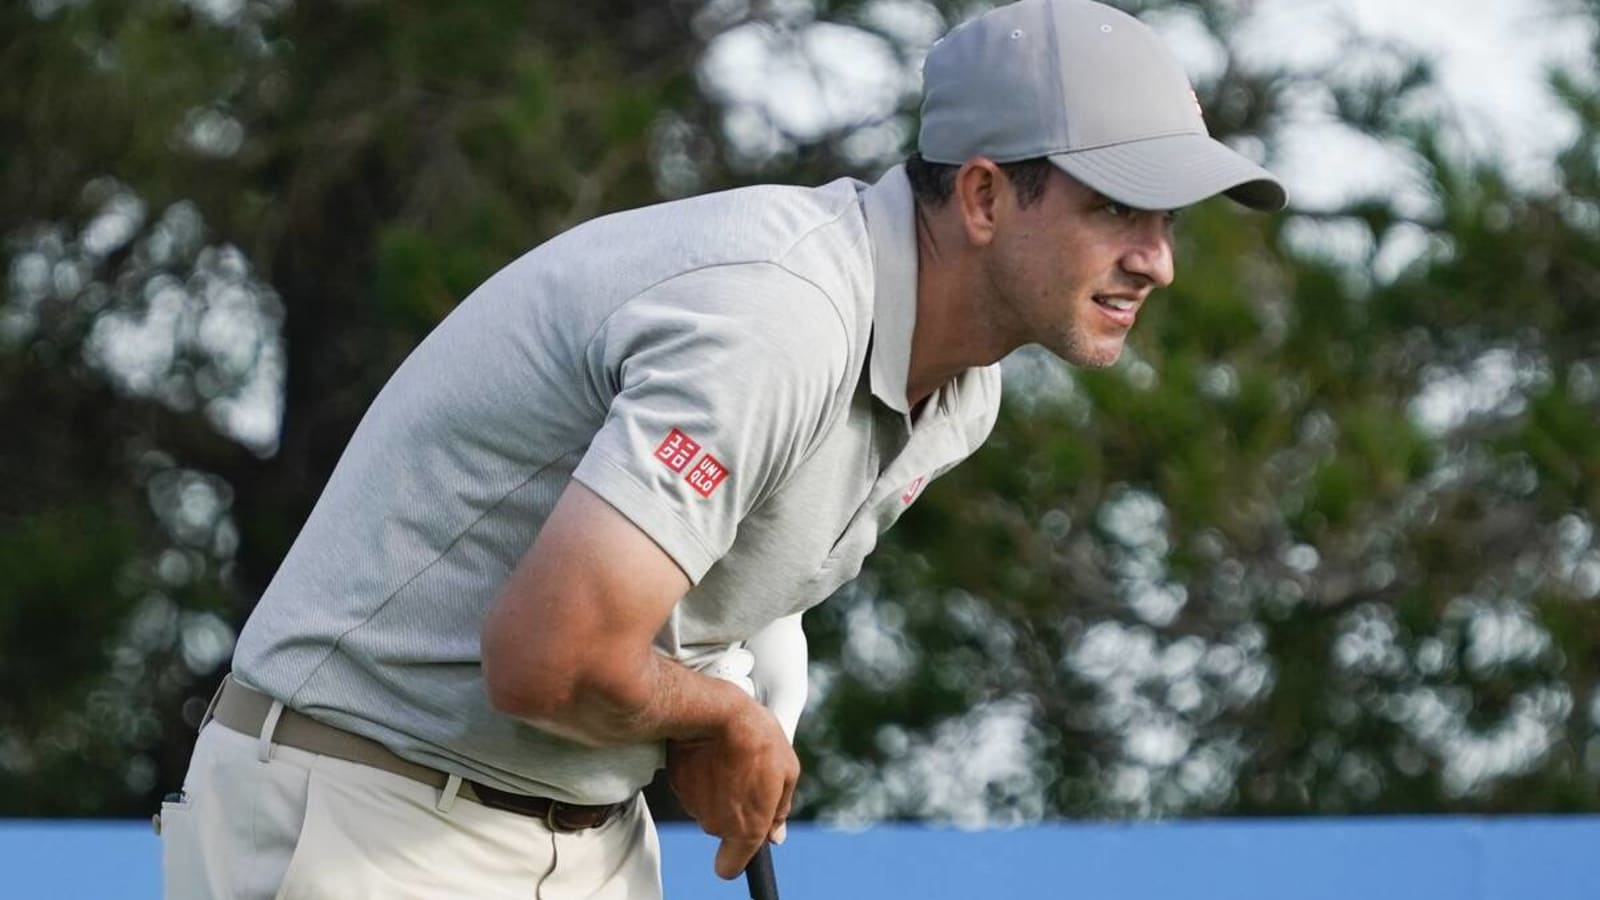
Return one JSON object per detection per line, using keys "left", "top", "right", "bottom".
{"left": 546, "top": 800, "right": 597, "bottom": 833}
{"left": 545, "top": 799, "right": 619, "bottom": 832}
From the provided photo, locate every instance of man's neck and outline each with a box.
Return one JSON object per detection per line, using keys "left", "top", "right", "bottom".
{"left": 904, "top": 203, "right": 1014, "bottom": 408}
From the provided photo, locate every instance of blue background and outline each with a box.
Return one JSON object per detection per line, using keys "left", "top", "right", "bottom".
{"left": 5, "top": 816, "right": 1599, "bottom": 898}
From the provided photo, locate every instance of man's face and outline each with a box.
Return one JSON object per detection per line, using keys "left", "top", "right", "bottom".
{"left": 984, "top": 167, "right": 1177, "bottom": 368}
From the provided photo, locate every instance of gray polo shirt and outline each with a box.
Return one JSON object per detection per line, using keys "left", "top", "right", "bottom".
{"left": 232, "top": 166, "right": 1002, "bottom": 804}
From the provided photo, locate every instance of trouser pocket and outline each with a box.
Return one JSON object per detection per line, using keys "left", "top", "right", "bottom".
{"left": 159, "top": 792, "right": 200, "bottom": 900}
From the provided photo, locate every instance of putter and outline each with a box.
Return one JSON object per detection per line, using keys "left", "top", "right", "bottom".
{"left": 745, "top": 843, "right": 779, "bottom": 900}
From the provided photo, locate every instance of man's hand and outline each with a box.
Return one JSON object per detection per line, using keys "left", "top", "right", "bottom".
{"left": 667, "top": 698, "right": 799, "bottom": 879}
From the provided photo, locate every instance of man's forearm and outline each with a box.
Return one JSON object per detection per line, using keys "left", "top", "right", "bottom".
{"left": 506, "top": 650, "right": 753, "bottom": 749}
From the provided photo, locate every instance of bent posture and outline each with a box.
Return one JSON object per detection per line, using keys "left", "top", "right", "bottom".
{"left": 159, "top": 1, "right": 1285, "bottom": 897}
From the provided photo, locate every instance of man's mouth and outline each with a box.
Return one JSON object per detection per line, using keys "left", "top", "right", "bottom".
{"left": 1093, "top": 294, "right": 1139, "bottom": 326}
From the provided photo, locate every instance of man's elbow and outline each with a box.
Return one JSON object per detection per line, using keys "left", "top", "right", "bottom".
{"left": 481, "top": 638, "right": 652, "bottom": 748}
{"left": 482, "top": 642, "right": 566, "bottom": 720}
{"left": 482, "top": 657, "right": 605, "bottom": 748}
{"left": 481, "top": 589, "right": 572, "bottom": 718}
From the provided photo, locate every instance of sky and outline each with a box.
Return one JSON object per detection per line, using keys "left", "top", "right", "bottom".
{"left": 1240, "top": 0, "right": 1595, "bottom": 208}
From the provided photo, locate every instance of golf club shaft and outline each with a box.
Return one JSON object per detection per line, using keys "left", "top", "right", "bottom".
{"left": 745, "top": 843, "right": 779, "bottom": 900}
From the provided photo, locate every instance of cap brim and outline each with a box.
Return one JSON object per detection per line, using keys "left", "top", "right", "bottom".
{"left": 1049, "top": 133, "right": 1287, "bottom": 212}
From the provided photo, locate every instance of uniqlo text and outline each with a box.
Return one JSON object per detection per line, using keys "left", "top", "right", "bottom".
{"left": 686, "top": 455, "right": 729, "bottom": 498}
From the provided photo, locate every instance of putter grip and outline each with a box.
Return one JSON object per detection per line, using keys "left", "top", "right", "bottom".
{"left": 745, "top": 844, "right": 779, "bottom": 900}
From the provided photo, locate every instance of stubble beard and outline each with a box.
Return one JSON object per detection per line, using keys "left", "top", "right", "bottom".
{"left": 987, "top": 247, "right": 1125, "bottom": 370}
{"left": 1041, "top": 300, "right": 1125, "bottom": 370}
{"left": 1048, "top": 332, "right": 1120, "bottom": 369}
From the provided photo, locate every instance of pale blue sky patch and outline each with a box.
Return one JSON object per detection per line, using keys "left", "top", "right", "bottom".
{"left": 1239, "top": 0, "right": 1596, "bottom": 201}
{"left": 700, "top": 20, "right": 904, "bottom": 149}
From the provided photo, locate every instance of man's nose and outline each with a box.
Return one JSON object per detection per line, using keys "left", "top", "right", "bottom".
{"left": 1124, "top": 217, "right": 1176, "bottom": 288}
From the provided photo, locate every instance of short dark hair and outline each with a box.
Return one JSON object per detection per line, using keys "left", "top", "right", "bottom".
{"left": 904, "top": 152, "right": 1055, "bottom": 210}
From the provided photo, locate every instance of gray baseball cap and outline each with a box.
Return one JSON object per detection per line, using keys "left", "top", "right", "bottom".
{"left": 918, "top": 0, "right": 1286, "bottom": 212}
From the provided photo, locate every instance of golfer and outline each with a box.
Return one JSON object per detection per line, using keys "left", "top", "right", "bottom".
{"left": 158, "top": 0, "right": 1285, "bottom": 896}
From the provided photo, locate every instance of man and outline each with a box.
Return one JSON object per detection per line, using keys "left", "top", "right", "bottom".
{"left": 158, "top": 0, "right": 1284, "bottom": 897}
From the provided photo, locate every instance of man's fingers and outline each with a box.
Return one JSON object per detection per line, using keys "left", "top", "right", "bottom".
{"left": 773, "top": 764, "right": 797, "bottom": 825}
{"left": 711, "top": 759, "right": 793, "bottom": 877}
{"left": 761, "top": 744, "right": 797, "bottom": 846}
{"left": 715, "top": 837, "right": 764, "bottom": 880}
{"left": 778, "top": 772, "right": 796, "bottom": 819}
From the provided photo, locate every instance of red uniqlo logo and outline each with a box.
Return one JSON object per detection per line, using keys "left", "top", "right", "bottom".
{"left": 686, "top": 454, "right": 729, "bottom": 498}
{"left": 901, "top": 475, "right": 926, "bottom": 505}
{"left": 654, "top": 428, "right": 700, "bottom": 473}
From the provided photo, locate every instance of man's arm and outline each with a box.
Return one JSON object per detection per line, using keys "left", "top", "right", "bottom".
{"left": 482, "top": 481, "right": 716, "bottom": 746}
{"left": 480, "top": 482, "right": 796, "bottom": 878}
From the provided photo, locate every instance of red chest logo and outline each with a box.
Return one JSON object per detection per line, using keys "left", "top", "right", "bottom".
{"left": 686, "top": 454, "right": 729, "bottom": 498}
{"left": 901, "top": 475, "right": 926, "bottom": 505}
{"left": 653, "top": 428, "right": 700, "bottom": 473}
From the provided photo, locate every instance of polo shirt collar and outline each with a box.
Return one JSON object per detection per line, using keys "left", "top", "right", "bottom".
{"left": 860, "top": 164, "right": 918, "bottom": 417}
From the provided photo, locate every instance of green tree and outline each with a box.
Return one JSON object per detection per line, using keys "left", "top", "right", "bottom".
{"left": 3, "top": 0, "right": 1598, "bottom": 826}
{"left": 1, "top": 0, "right": 732, "bottom": 815}
{"left": 798, "top": 0, "right": 1600, "bottom": 821}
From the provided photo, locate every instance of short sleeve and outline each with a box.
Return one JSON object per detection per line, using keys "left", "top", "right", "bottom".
{"left": 571, "top": 264, "right": 851, "bottom": 582}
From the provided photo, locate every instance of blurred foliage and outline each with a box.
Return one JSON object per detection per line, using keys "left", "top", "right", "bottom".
{"left": 3, "top": 0, "right": 1599, "bottom": 824}
{"left": 802, "top": 2, "right": 1600, "bottom": 821}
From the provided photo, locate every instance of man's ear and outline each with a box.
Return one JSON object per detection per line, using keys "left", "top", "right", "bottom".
{"left": 953, "top": 158, "right": 1006, "bottom": 248}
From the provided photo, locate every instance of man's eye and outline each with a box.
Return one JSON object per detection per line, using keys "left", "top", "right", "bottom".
{"left": 1101, "top": 201, "right": 1181, "bottom": 226}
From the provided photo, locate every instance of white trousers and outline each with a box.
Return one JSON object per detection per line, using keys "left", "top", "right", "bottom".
{"left": 160, "top": 719, "right": 662, "bottom": 900}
